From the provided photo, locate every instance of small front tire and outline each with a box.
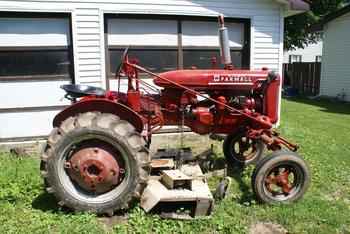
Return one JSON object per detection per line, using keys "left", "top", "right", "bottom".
{"left": 223, "top": 132, "right": 265, "bottom": 168}
{"left": 252, "top": 150, "right": 310, "bottom": 204}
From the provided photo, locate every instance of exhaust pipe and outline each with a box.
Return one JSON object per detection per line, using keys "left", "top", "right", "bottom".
{"left": 218, "top": 15, "right": 232, "bottom": 67}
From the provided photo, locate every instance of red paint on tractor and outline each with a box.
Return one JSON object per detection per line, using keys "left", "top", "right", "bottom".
{"left": 264, "top": 75, "right": 281, "bottom": 124}
{"left": 154, "top": 69, "right": 269, "bottom": 92}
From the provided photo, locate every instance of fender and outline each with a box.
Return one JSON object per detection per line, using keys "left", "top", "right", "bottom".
{"left": 53, "top": 98, "right": 144, "bottom": 133}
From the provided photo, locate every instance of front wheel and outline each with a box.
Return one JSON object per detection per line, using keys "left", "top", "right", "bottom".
{"left": 223, "top": 132, "right": 265, "bottom": 167}
{"left": 252, "top": 150, "right": 310, "bottom": 204}
{"left": 40, "top": 112, "right": 150, "bottom": 215}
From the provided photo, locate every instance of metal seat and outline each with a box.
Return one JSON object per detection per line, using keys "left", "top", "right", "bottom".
{"left": 61, "top": 84, "right": 106, "bottom": 98}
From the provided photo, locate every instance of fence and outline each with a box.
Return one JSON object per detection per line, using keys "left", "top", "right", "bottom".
{"left": 283, "top": 62, "right": 321, "bottom": 96}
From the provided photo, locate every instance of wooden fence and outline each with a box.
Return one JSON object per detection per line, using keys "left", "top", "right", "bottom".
{"left": 283, "top": 62, "right": 321, "bottom": 96}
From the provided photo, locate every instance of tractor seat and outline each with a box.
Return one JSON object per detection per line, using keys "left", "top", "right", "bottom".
{"left": 61, "top": 84, "right": 106, "bottom": 98}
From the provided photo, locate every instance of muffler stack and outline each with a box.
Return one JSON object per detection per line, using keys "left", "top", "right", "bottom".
{"left": 218, "top": 15, "right": 232, "bottom": 67}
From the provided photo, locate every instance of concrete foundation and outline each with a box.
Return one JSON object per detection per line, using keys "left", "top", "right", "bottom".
{"left": 0, "top": 132, "right": 216, "bottom": 156}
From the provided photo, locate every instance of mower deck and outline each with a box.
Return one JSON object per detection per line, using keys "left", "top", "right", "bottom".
{"left": 140, "top": 149, "right": 214, "bottom": 219}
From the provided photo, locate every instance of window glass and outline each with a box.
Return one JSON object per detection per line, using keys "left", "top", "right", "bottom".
{"left": 108, "top": 19, "right": 178, "bottom": 46}
{"left": 107, "top": 17, "right": 249, "bottom": 74}
{"left": 0, "top": 50, "right": 71, "bottom": 77}
{"left": 182, "top": 21, "right": 244, "bottom": 49}
{"left": 109, "top": 49, "right": 178, "bottom": 74}
{"left": 0, "top": 18, "right": 70, "bottom": 47}
{"left": 183, "top": 50, "right": 242, "bottom": 69}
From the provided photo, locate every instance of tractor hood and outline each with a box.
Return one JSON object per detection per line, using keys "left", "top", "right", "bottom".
{"left": 153, "top": 69, "right": 269, "bottom": 91}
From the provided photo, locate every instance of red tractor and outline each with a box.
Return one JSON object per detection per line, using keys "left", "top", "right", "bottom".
{"left": 40, "top": 16, "right": 310, "bottom": 215}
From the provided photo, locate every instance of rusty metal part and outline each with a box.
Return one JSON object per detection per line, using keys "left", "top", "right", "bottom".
{"left": 248, "top": 129, "right": 299, "bottom": 152}
{"left": 67, "top": 144, "right": 123, "bottom": 194}
{"left": 151, "top": 159, "right": 175, "bottom": 168}
{"left": 265, "top": 166, "right": 294, "bottom": 195}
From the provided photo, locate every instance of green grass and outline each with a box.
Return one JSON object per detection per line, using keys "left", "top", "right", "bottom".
{"left": 1, "top": 97, "right": 350, "bottom": 234}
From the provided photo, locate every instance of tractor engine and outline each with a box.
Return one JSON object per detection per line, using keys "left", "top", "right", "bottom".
{"left": 153, "top": 69, "right": 281, "bottom": 135}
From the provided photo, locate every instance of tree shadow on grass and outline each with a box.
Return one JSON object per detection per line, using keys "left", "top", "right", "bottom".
{"left": 286, "top": 97, "right": 350, "bottom": 115}
{"left": 207, "top": 156, "right": 255, "bottom": 204}
{"left": 226, "top": 165, "right": 256, "bottom": 204}
{"left": 32, "top": 191, "right": 133, "bottom": 217}
{"left": 32, "top": 192, "right": 62, "bottom": 213}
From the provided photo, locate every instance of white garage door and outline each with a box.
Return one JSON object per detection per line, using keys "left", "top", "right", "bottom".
{"left": 0, "top": 14, "right": 73, "bottom": 140}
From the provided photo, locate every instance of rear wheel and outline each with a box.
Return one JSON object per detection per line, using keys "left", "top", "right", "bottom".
{"left": 40, "top": 112, "right": 150, "bottom": 215}
{"left": 223, "top": 132, "right": 265, "bottom": 167}
{"left": 252, "top": 150, "right": 310, "bottom": 204}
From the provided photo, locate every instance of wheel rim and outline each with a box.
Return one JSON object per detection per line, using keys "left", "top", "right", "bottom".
{"left": 230, "top": 136, "right": 258, "bottom": 163}
{"left": 263, "top": 162, "right": 304, "bottom": 201}
{"left": 56, "top": 133, "right": 131, "bottom": 204}
{"left": 67, "top": 142, "right": 124, "bottom": 194}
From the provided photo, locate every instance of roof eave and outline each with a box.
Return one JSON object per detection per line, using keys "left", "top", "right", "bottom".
{"left": 275, "top": 0, "right": 310, "bottom": 17}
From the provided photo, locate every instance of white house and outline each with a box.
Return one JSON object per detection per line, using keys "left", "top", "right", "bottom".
{"left": 317, "top": 5, "right": 350, "bottom": 101}
{"left": 284, "top": 40, "right": 323, "bottom": 63}
{"left": 0, "top": 0, "right": 309, "bottom": 142}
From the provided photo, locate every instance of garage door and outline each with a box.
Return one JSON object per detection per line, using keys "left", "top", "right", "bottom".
{"left": 0, "top": 13, "right": 73, "bottom": 140}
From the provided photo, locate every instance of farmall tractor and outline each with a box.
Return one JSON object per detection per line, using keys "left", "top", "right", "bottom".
{"left": 40, "top": 16, "right": 310, "bottom": 216}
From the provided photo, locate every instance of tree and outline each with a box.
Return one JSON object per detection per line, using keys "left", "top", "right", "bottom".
{"left": 284, "top": 0, "right": 350, "bottom": 50}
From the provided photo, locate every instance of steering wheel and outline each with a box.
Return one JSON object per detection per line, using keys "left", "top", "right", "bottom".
{"left": 115, "top": 47, "right": 129, "bottom": 78}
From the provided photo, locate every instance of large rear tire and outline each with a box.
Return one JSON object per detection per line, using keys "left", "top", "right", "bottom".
{"left": 40, "top": 112, "right": 150, "bottom": 215}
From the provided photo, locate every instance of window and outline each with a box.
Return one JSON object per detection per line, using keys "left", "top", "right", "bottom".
{"left": 106, "top": 15, "right": 250, "bottom": 78}
{"left": 109, "top": 48, "right": 178, "bottom": 74}
{"left": 0, "top": 16, "right": 73, "bottom": 80}
{"left": 182, "top": 20, "right": 245, "bottom": 69}
{"left": 316, "top": 55, "right": 322, "bottom": 62}
{"left": 107, "top": 18, "right": 178, "bottom": 76}
{"left": 289, "top": 55, "right": 302, "bottom": 63}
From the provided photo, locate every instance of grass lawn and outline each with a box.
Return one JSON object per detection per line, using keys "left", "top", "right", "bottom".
{"left": 1, "top": 97, "right": 350, "bottom": 234}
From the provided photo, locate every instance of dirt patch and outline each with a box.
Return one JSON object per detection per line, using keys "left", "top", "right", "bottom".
{"left": 98, "top": 215, "right": 128, "bottom": 232}
{"left": 249, "top": 222, "right": 288, "bottom": 234}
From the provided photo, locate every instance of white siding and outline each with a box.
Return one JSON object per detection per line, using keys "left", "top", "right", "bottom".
{"left": 320, "top": 13, "right": 350, "bottom": 101}
{"left": 73, "top": 8, "right": 103, "bottom": 85}
{"left": 0, "top": 0, "right": 284, "bottom": 86}
{"left": 283, "top": 41, "right": 323, "bottom": 63}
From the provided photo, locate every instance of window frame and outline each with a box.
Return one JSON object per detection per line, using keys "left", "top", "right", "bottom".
{"left": 0, "top": 12, "right": 75, "bottom": 82}
{"left": 315, "top": 55, "right": 322, "bottom": 63}
{"left": 289, "top": 54, "right": 302, "bottom": 64}
{"left": 104, "top": 14, "right": 251, "bottom": 88}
